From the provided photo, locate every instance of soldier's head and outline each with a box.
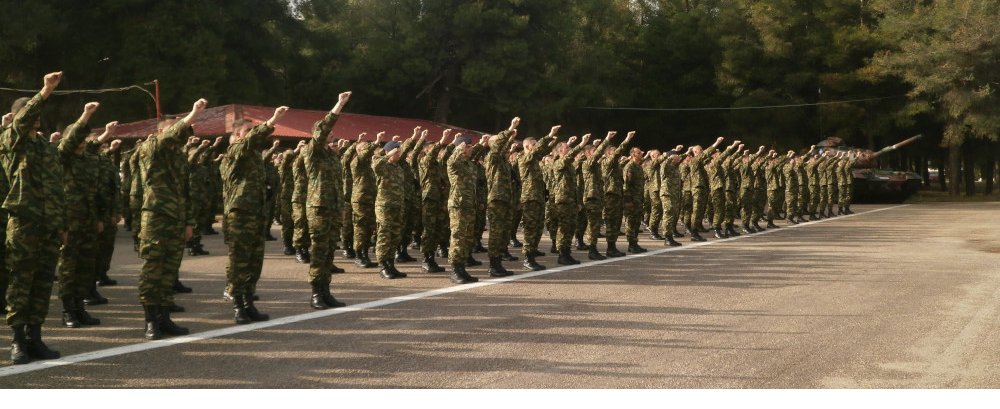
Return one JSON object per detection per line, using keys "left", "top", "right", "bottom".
{"left": 523, "top": 137, "right": 537, "bottom": 151}
{"left": 229, "top": 119, "right": 252, "bottom": 144}
{"left": 648, "top": 149, "right": 661, "bottom": 160}
{"left": 10, "top": 97, "right": 41, "bottom": 133}
{"left": 555, "top": 141, "right": 569, "bottom": 156}
{"left": 157, "top": 115, "right": 179, "bottom": 132}
{"left": 691, "top": 145, "right": 703, "bottom": 155}
{"left": 630, "top": 147, "right": 643, "bottom": 162}
{"left": 584, "top": 144, "right": 597, "bottom": 158}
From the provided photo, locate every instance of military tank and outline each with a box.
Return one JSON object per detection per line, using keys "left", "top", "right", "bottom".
{"left": 817, "top": 134, "right": 924, "bottom": 203}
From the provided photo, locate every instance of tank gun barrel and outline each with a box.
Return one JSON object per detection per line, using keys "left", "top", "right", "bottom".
{"left": 871, "top": 134, "right": 923, "bottom": 158}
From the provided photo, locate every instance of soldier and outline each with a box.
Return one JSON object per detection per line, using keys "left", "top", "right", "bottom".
{"left": 552, "top": 135, "right": 588, "bottom": 265}
{"left": 291, "top": 140, "right": 311, "bottom": 263}
{"left": 446, "top": 135, "right": 487, "bottom": 284}
{"left": 136, "top": 98, "right": 208, "bottom": 340}
{"left": 659, "top": 148, "right": 686, "bottom": 247}
{"left": 303, "top": 92, "right": 353, "bottom": 309}
{"left": 0, "top": 113, "right": 10, "bottom": 314}
{"left": 129, "top": 138, "right": 146, "bottom": 250}
{"left": 765, "top": 151, "right": 793, "bottom": 228}
{"left": 508, "top": 147, "right": 524, "bottom": 252}
{"left": 185, "top": 137, "right": 217, "bottom": 257}
{"left": 90, "top": 137, "right": 123, "bottom": 301}
{"left": 622, "top": 147, "right": 647, "bottom": 253}
{"left": 471, "top": 150, "right": 488, "bottom": 256}
{"left": 484, "top": 117, "right": 521, "bottom": 277}
{"left": 220, "top": 106, "right": 288, "bottom": 323}
{"left": 120, "top": 143, "right": 135, "bottom": 233}
{"left": 688, "top": 137, "right": 724, "bottom": 241}
{"left": 796, "top": 149, "right": 812, "bottom": 223}
{"left": 351, "top": 129, "right": 381, "bottom": 269}
{"left": 600, "top": 131, "right": 635, "bottom": 257}
{"left": 516, "top": 125, "right": 559, "bottom": 271}
{"left": 277, "top": 149, "right": 297, "bottom": 255}
{"left": 262, "top": 141, "right": 282, "bottom": 241}
{"left": 783, "top": 152, "right": 802, "bottom": 225}
{"left": 750, "top": 147, "right": 769, "bottom": 231}
{"left": 643, "top": 150, "right": 666, "bottom": 240}
{"left": 806, "top": 153, "right": 824, "bottom": 220}
{"left": 373, "top": 133, "right": 414, "bottom": 279}
{"left": 581, "top": 132, "right": 616, "bottom": 260}
{"left": 340, "top": 136, "right": 357, "bottom": 259}
{"left": 418, "top": 129, "right": 454, "bottom": 273}
{"left": 839, "top": 152, "right": 857, "bottom": 214}
{"left": 707, "top": 140, "right": 740, "bottom": 239}
{"left": 395, "top": 129, "right": 425, "bottom": 264}
{"left": 2, "top": 72, "right": 68, "bottom": 363}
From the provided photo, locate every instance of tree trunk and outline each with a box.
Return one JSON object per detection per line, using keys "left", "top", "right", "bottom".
{"left": 948, "top": 143, "right": 961, "bottom": 196}
{"left": 938, "top": 151, "right": 947, "bottom": 191}
{"left": 985, "top": 141, "right": 996, "bottom": 195}
{"left": 432, "top": 65, "right": 458, "bottom": 124}
{"left": 963, "top": 141, "right": 976, "bottom": 196}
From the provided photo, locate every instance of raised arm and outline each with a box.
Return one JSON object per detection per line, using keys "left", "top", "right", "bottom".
{"left": 57, "top": 102, "right": 100, "bottom": 158}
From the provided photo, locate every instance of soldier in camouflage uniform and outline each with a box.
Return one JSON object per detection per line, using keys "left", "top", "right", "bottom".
{"left": 0, "top": 113, "right": 10, "bottom": 314}
{"left": 516, "top": 125, "right": 559, "bottom": 271}
{"left": 301, "top": 93, "right": 353, "bottom": 308}
{"left": 291, "top": 141, "right": 312, "bottom": 263}
{"left": 750, "top": 148, "right": 769, "bottom": 231}
{"left": 136, "top": 98, "right": 208, "bottom": 340}
{"left": 220, "top": 107, "right": 288, "bottom": 322}
{"left": 581, "top": 132, "right": 616, "bottom": 260}
{"left": 659, "top": 149, "right": 686, "bottom": 247}
{"left": 484, "top": 118, "right": 521, "bottom": 277}
{"left": 796, "top": 151, "right": 812, "bottom": 222}
{"left": 553, "top": 135, "right": 587, "bottom": 265}
{"left": 643, "top": 150, "right": 666, "bottom": 240}
{"left": 374, "top": 133, "right": 413, "bottom": 279}
{"left": 55, "top": 104, "right": 107, "bottom": 330}
{"left": 351, "top": 130, "right": 380, "bottom": 268}
{"left": 687, "top": 137, "right": 724, "bottom": 241}
{"left": 707, "top": 140, "right": 740, "bottom": 239}
{"left": 129, "top": 139, "right": 146, "bottom": 250}
{"left": 839, "top": 153, "right": 857, "bottom": 214}
{"left": 185, "top": 138, "right": 218, "bottom": 257}
{"left": 472, "top": 151, "right": 488, "bottom": 257}
{"left": 679, "top": 158, "right": 693, "bottom": 235}
{"left": 600, "top": 131, "right": 635, "bottom": 258}
{"left": 262, "top": 142, "right": 281, "bottom": 241}
{"left": 395, "top": 129, "right": 425, "bottom": 264}
{"left": 508, "top": 149, "right": 524, "bottom": 252}
{"left": 119, "top": 145, "right": 135, "bottom": 232}
{"left": 446, "top": 136, "right": 487, "bottom": 283}
{"left": 2, "top": 72, "right": 67, "bottom": 364}
{"left": 418, "top": 130, "right": 454, "bottom": 273}
{"left": 622, "top": 147, "right": 647, "bottom": 253}
{"left": 765, "top": 151, "right": 792, "bottom": 228}
{"left": 91, "top": 138, "right": 123, "bottom": 298}
{"left": 806, "top": 153, "right": 823, "bottom": 220}
{"left": 783, "top": 153, "right": 802, "bottom": 225}
{"left": 277, "top": 149, "right": 297, "bottom": 255}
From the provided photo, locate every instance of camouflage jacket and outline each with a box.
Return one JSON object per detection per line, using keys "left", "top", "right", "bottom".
{"left": 582, "top": 137, "right": 613, "bottom": 201}
{"left": 302, "top": 112, "right": 343, "bottom": 209}
{"left": 447, "top": 145, "right": 485, "bottom": 209}
{"left": 516, "top": 135, "right": 556, "bottom": 204}
{"left": 600, "top": 140, "right": 629, "bottom": 198}
{"left": 419, "top": 143, "right": 447, "bottom": 203}
{"left": 484, "top": 130, "right": 516, "bottom": 204}
{"left": 58, "top": 122, "right": 104, "bottom": 228}
{"left": 689, "top": 145, "right": 717, "bottom": 189}
{"left": 0, "top": 92, "right": 66, "bottom": 230}
{"left": 552, "top": 143, "right": 584, "bottom": 205}
{"left": 372, "top": 153, "right": 405, "bottom": 208}
{"left": 220, "top": 123, "right": 276, "bottom": 214}
{"left": 623, "top": 159, "right": 645, "bottom": 206}
{"left": 350, "top": 141, "right": 378, "bottom": 204}
{"left": 138, "top": 120, "right": 195, "bottom": 225}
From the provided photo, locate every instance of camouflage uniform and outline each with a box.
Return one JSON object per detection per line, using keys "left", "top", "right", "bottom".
{"left": 56, "top": 123, "right": 106, "bottom": 304}
{"left": 1, "top": 92, "right": 65, "bottom": 327}
{"left": 783, "top": 159, "right": 800, "bottom": 220}
{"left": 622, "top": 159, "right": 645, "bottom": 246}
{"left": 472, "top": 154, "right": 488, "bottom": 250}
{"left": 582, "top": 138, "right": 613, "bottom": 247}
{"left": 796, "top": 160, "right": 810, "bottom": 217}
{"left": 553, "top": 144, "right": 585, "bottom": 252}
{"left": 516, "top": 135, "right": 556, "bottom": 257}
{"left": 659, "top": 156, "right": 684, "bottom": 238}
{"left": 221, "top": 122, "right": 276, "bottom": 299}
{"left": 373, "top": 151, "right": 406, "bottom": 263}
{"left": 750, "top": 154, "right": 768, "bottom": 226}
{"left": 643, "top": 156, "right": 666, "bottom": 236}
{"left": 186, "top": 142, "right": 212, "bottom": 251}
{"left": 447, "top": 145, "right": 486, "bottom": 266}
{"left": 94, "top": 145, "right": 120, "bottom": 284}
{"left": 277, "top": 151, "right": 297, "bottom": 249}
{"left": 484, "top": 131, "right": 517, "bottom": 258}
{"left": 120, "top": 148, "right": 135, "bottom": 230}
{"left": 304, "top": 113, "right": 346, "bottom": 282}
{"left": 707, "top": 145, "right": 736, "bottom": 230}
{"left": 419, "top": 143, "right": 450, "bottom": 257}
{"left": 397, "top": 138, "right": 425, "bottom": 254}
{"left": 806, "top": 157, "right": 823, "bottom": 215}
{"left": 679, "top": 162, "right": 693, "bottom": 229}
{"left": 136, "top": 120, "right": 195, "bottom": 309}
{"left": 291, "top": 153, "right": 311, "bottom": 252}
{"left": 128, "top": 143, "right": 145, "bottom": 246}
{"left": 600, "top": 140, "right": 629, "bottom": 248}
{"left": 839, "top": 157, "right": 856, "bottom": 209}
{"left": 340, "top": 144, "right": 357, "bottom": 253}
{"left": 351, "top": 142, "right": 378, "bottom": 254}
{"left": 766, "top": 157, "right": 790, "bottom": 221}
{"left": 262, "top": 146, "right": 281, "bottom": 238}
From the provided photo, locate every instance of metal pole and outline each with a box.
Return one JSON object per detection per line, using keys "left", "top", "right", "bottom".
{"left": 154, "top": 79, "right": 162, "bottom": 120}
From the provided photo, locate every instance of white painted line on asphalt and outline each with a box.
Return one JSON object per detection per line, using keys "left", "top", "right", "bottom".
{"left": 0, "top": 204, "right": 908, "bottom": 377}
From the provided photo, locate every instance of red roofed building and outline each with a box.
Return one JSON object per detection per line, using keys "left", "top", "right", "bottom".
{"left": 111, "top": 104, "right": 485, "bottom": 142}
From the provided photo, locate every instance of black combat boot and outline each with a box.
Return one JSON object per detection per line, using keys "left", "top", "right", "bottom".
{"left": 319, "top": 284, "right": 346, "bottom": 308}
{"left": 549, "top": 241, "right": 558, "bottom": 254}
{"left": 741, "top": 222, "right": 753, "bottom": 235}
{"left": 173, "top": 279, "right": 193, "bottom": 293}
{"left": 523, "top": 255, "right": 546, "bottom": 271}
{"left": 243, "top": 295, "right": 269, "bottom": 322}
{"left": 752, "top": 221, "right": 765, "bottom": 231}
{"left": 379, "top": 260, "right": 404, "bottom": 279}
{"left": 233, "top": 295, "right": 251, "bottom": 325}
{"left": 528, "top": 248, "right": 546, "bottom": 258}
{"left": 502, "top": 250, "right": 519, "bottom": 262}
{"left": 473, "top": 240, "right": 487, "bottom": 253}
{"left": 557, "top": 248, "right": 581, "bottom": 265}
{"left": 422, "top": 253, "right": 445, "bottom": 273}
{"left": 465, "top": 255, "right": 483, "bottom": 267}
{"left": 488, "top": 257, "right": 508, "bottom": 277}
{"left": 606, "top": 241, "right": 626, "bottom": 258}
{"left": 664, "top": 234, "right": 682, "bottom": 247}
{"left": 282, "top": 238, "right": 296, "bottom": 256}
{"left": 84, "top": 282, "right": 108, "bottom": 305}
{"left": 574, "top": 236, "right": 588, "bottom": 250}
{"left": 342, "top": 246, "right": 356, "bottom": 259}
{"left": 766, "top": 219, "right": 779, "bottom": 229}
{"left": 25, "top": 324, "right": 60, "bottom": 360}
{"left": 510, "top": 237, "right": 523, "bottom": 248}
{"left": 588, "top": 245, "right": 607, "bottom": 261}
{"left": 395, "top": 245, "right": 417, "bottom": 263}
{"left": 61, "top": 296, "right": 81, "bottom": 328}
{"left": 458, "top": 264, "right": 479, "bottom": 283}
{"left": 674, "top": 225, "right": 686, "bottom": 238}
{"left": 355, "top": 249, "right": 377, "bottom": 268}
{"left": 143, "top": 305, "right": 162, "bottom": 340}
{"left": 187, "top": 244, "right": 209, "bottom": 256}
{"left": 96, "top": 270, "right": 117, "bottom": 286}
{"left": 809, "top": 213, "right": 819, "bottom": 221}
{"left": 713, "top": 227, "right": 727, "bottom": 239}
{"left": 788, "top": 216, "right": 799, "bottom": 225}
{"left": 295, "top": 248, "right": 310, "bottom": 263}
{"left": 310, "top": 283, "right": 328, "bottom": 310}
{"left": 690, "top": 230, "right": 706, "bottom": 242}
{"left": 75, "top": 298, "right": 101, "bottom": 326}
{"left": 450, "top": 264, "right": 470, "bottom": 284}
{"left": 10, "top": 325, "right": 30, "bottom": 365}
{"left": 627, "top": 239, "right": 647, "bottom": 254}
{"left": 725, "top": 224, "right": 740, "bottom": 237}
{"left": 650, "top": 229, "right": 664, "bottom": 240}
{"left": 159, "top": 309, "right": 189, "bottom": 337}
{"left": 844, "top": 205, "right": 854, "bottom": 215}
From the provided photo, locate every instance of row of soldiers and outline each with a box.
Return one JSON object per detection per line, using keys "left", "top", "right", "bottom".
{"left": 1, "top": 71, "right": 859, "bottom": 366}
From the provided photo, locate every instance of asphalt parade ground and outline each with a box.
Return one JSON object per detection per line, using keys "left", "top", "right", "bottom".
{"left": 1, "top": 203, "right": 999, "bottom": 388}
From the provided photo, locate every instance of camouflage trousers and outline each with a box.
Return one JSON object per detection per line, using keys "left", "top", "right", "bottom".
{"left": 487, "top": 201, "right": 513, "bottom": 258}
{"left": 352, "top": 201, "right": 376, "bottom": 251}
{"left": 448, "top": 206, "right": 477, "bottom": 265}
{"left": 520, "top": 199, "right": 545, "bottom": 256}
{"left": 603, "top": 194, "right": 623, "bottom": 243}
{"left": 375, "top": 204, "right": 403, "bottom": 263}
{"left": 575, "top": 200, "right": 587, "bottom": 241}
{"left": 659, "top": 190, "right": 681, "bottom": 235}
{"left": 401, "top": 192, "right": 418, "bottom": 248}
{"left": 187, "top": 200, "right": 207, "bottom": 247}
{"left": 96, "top": 218, "right": 117, "bottom": 278}
{"left": 225, "top": 210, "right": 266, "bottom": 297}
{"left": 407, "top": 190, "right": 422, "bottom": 247}
{"left": 799, "top": 185, "right": 811, "bottom": 215}
{"left": 474, "top": 200, "right": 487, "bottom": 245}
{"left": 292, "top": 202, "right": 311, "bottom": 250}
{"left": 767, "top": 189, "right": 782, "bottom": 219}
{"left": 817, "top": 185, "right": 830, "bottom": 214}
{"left": 5, "top": 216, "right": 60, "bottom": 326}
{"left": 647, "top": 192, "right": 662, "bottom": 234}
{"left": 809, "top": 185, "right": 822, "bottom": 214}
{"left": 709, "top": 188, "right": 725, "bottom": 228}
{"left": 642, "top": 191, "right": 652, "bottom": 227}
{"left": 510, "top": 204, "right": 522, "bottom": 245}
{"left": 752, "top": 187, "right": 767, "bottom": 223}
{"left": 57, "top": 222, "right": 98, "bottom": 299}
{"left": 137, "top": 211, "right": 184, "bottom": 307}
{"left": 280, "top": 200, "right": 294, "bottom": 245}
{"left": 554, "top": 201, "right": 578, "bottom": 252}
{"left": 262, "top": 198, "right": 276, "bottom": 238}
{"left": 624, "top": 200, "right": 643, "bottom": 242}
{"left": 307, "top": 206, "right": 341, "bottom": 285}
{"left": 341, "top": 199, "right": 354, "bottom": 249}
{"left": 681, "top": 191, "right": 694, "bottom": 228}
{"left": 839, "top": 183, "right": 852, "bottom": 207}
{"left": 739, "top": 188, "right": 753, "bottom": 223}
{"left": 421, "top": 199, "right": 447, "bottom": 255}
{"left": 130, "top": 196, "right": 143, "bottom": 243}
{"left": 691, "top": 186, "right": 708, "bottom": 229}
{"left": 544, "top": 198, "right": 557, "bottom": 242}
{"left": 583, "top": 198, "right": 603, "bottom": 246}
{"left": 785, "top": 185, "right": 799, "bottom": 217}
{"left": 725, "top": 190, "right": 739, "bottom": 225}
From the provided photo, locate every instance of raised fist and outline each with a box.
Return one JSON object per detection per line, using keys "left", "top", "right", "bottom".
{"left": 104, "top": 121, "right": 118, "bottom": 133}
{"left": 43, "top": 72, "right": 63, "bottom": 90}
{"left": 509, "top": 117, "right": 521, "bottom": 130}
{"left": 550, "top": 125, "right": 561, "bottom": 136}
{"left": 338, "top": 91, "right": 352, "bottom": 104}
{"left": 83, "top": 102, "right": 100, "bottom": 114}
{"left": 192, "top": 98, "right": 208, "bottom": 112}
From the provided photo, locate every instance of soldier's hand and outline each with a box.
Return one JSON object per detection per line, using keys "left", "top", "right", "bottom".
{"left": 592, "top": 139, "right": 601, "bottom": 146}
{"left": 332, "top": 91, "right": 352, "bottom": 114}
{"left": 420, "top": 129, "right": 429, "bottom": 141}
{"left": 549, "top": 125, "right": 561, "bottom": 136}
{"left": 733, "top": 139, "right": 742, "bottom": 146}
{"left": 200, "top": 140, "right": 211, "bottom": 147}
{"left": 412, "top": 126, "right": 421, "bottom": 139}
{"left": 109, "top": 139, "right": 122, "bottom": 151}
{"left": 268, "top": 106, "right": 289, "bottom": 126}
{"left": 84, "top": 102, "right": 100, "bottom": 115}
{"left": 509, "top": 117, "right": 521, "bottom": 131}
{"left": 104, "top": 121, "right": 118, "bottom": 134}
{"left": 581, "top": 133, "right": 591, "bottom": 144}
{"left": 376, "top": 131, "right": 387, "bottom": 142}
{"left": 606, "top": 131, "right": 617, "bottom": 140}
{"left": 272, "top": 140, "right": 281, "bottom": 148}
{"left": 42, "top": 72, "right": 63, "bottom": 97}
{"left": 2, "top": 113, "right": 13, "bottom": 128}
{"left": 625, "top": 131, "right": 636, "bottom": 142}
{"left": 357, "top": 132, "right": 368, "bottom": 141}
{"left": 392, "top": 135, "right": 401, "bottom": 142}
{"left": 192, "top": 98, "right": 208, "bottom": 113}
